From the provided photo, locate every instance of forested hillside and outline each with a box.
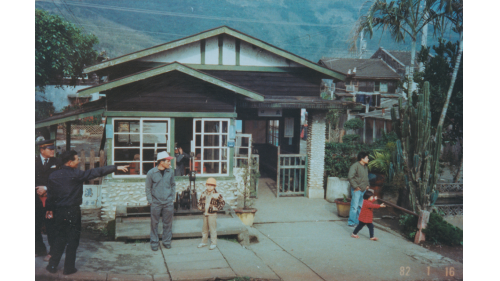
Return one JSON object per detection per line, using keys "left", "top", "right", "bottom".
{"left": 35, "top": 0, "right": 457, "bottom": 61}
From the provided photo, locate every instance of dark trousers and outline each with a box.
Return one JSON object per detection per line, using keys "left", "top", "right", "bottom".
{"left": 150, "top": 204, "right": 174, "bottom": 247}
{"left": 48, "top": 206, "right": 81, "bottom": 271}
{"left": 353, "top": 221, "right": 374, "bottom": 238}
{"left": 35, "top": 206, "right": 47, "bottom": 255}
{"left": 36, "top": 206, "right": 56, "bottom": 255}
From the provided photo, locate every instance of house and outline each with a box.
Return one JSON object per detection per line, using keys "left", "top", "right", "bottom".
{"left": 35, "top": 26, "right": 358, "bottom": 220}
{"left": 318, "top": 57, "right": 402, "bottom": 143}
{"left": 371, "top": 47, "right": 432, "bottom": 78}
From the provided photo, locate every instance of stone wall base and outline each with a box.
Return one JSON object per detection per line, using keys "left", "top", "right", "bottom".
{"left": 307, "top": 188, "right": 324, "bottom": 199}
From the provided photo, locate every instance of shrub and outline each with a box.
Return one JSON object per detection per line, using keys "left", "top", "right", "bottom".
{"left": 343, "top": 118, "right": 363, "bottom": 130}
{"left": 423, "top": 212, "right": 463, "bottom": 246}
{"left": 342, "top": 134, "right": 360, "bottom": 143}
{"left": 398, "top": 212, "right": 463, "bottom": 246}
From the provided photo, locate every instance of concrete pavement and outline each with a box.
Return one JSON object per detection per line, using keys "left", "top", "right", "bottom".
{"left": 35, "top": 176, "right": 463, "bottom": 281}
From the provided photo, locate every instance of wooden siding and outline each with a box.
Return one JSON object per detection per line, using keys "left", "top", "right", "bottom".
{"left": 106, "top": 72, "right": 236, "bottom": 112}
{"left": 203, "top": 70, "right": 328, "bottom": 98}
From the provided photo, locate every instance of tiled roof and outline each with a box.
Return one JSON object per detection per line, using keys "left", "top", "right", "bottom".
{"left": 386, "top": 50, "right": 414, "bottom": 66}
{"left": 319, "top": 58, "right": 400, "bottom": 79}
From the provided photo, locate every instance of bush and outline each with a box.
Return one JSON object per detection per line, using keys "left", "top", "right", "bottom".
{"left": 398, "top": 212, "right": 463, "bottom": 246}
{"left": 342, "top": 134, "right": 360, "bottom": 143}
{"left": 343, "top": 118, "right": 363, "bottom": 130}
{"left": 423, "top": 212, "right": 463, "bottom": 246}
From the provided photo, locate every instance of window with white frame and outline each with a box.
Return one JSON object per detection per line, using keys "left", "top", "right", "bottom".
{"left": 113, "top": 118, "right": 170, "bottom": 176}
{"left": 193, "top": 118, "right": 229, "bottom": 176}
{"left": 267, "top": 120, "right": 279, "bottom": 146}
{"left": 375, "top": 81, "right": 388, "bottom": 92}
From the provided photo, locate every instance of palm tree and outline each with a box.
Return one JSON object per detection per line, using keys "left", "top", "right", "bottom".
{"left": 436, "top": 0, "right": 463, "bottom": 128}
{"left": 351, "top": 0, "right": 443, "bottom": 99}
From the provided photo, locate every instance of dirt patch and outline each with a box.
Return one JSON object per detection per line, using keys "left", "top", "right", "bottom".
{"left": 373, "top": 206, "right": 463, "bottom": 263}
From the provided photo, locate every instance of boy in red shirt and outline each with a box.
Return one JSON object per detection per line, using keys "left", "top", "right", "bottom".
{"left": 351, "top": 190, "right": 386, "bottom": 241}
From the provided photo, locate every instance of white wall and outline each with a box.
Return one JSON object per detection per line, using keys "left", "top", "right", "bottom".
{"left": 135, "top": 35, "right": 304, "bottom": 67}
{"left": 140, "top": 41, "right": 201, "bottom": 64}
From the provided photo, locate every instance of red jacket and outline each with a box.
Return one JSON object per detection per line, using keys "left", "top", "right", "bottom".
{"left": 358, "top": 199, "right": 381, "bottom": 223}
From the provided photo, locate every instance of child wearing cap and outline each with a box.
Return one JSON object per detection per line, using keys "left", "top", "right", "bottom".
{"left": 197, "top": 178, "right": 225, "bottom": 250}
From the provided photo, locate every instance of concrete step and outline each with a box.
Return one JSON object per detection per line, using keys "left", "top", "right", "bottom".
{"left": 115, "top": 214, "right": 248, "bottom": 241}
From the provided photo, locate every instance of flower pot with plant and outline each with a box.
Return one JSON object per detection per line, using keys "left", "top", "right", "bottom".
{"left": 234, "top": 157, "right": 260, "bottom": 226}
{"left": 368, "top": 149, "right": 392, "bottom": 198}
{"left": 334, "top": 194, "right": 351, "bottom": 217}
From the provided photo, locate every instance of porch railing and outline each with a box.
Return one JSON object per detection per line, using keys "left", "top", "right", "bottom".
{"left": 276, "top": 146, "right": 308, "bottom": 197}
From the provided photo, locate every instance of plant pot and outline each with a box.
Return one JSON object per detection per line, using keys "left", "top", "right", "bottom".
{"left": 234, "top": 208, "right": 257, "bottom": 226}
{"left": 334, "top": 198, "right": 351, "bottom": 218}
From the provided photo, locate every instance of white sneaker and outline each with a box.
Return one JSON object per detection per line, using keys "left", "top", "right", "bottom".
{"left": 209, "top": 244, "right": 217, "bottom": 250}
{"left": 197, "top": 243, "right": 208, "bottom": 248}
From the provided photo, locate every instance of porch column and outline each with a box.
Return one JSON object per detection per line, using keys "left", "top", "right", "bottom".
{"left": 65, "top": 121, "right": 71, "bottom": 151}
{"left": 306, "top": 110, "right": 326, "bottom": 199}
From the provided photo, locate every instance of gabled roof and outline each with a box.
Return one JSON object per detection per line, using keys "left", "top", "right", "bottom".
{"left": 78, "top": 62, "right": 265, "bottom": 101}
{"left": 83, "top": 26, "right": 345, "bottom": 80}
{"left": 318, "top": 58, "right": 400, "bottom": 79}
{"left": 35, "top": 99, "right": 106, "bottom": 128}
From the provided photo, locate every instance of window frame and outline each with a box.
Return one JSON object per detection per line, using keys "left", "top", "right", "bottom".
{"left": 375, "top": 81, "right": 388, "bottom": 93}
{"left": 193, "top": 118, "right": 230, "bottom": 176}
{"left": 112, "top": 117, "right": 171, "bottom": 178}
{"left": 267, "top": 120, "right": 279, "bottom": 147}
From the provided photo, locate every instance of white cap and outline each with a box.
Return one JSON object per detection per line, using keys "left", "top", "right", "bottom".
{"left": 157, "top": 151, "right": 174, "bottom": 161}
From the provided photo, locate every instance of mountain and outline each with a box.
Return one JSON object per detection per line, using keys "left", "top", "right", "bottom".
{"left": 35, "top": 0, "right": 458, "bottom": 62}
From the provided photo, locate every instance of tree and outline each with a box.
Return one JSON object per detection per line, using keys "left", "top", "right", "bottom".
{"left": 416, "top": 39, "right": 462, "bottom": 143}
{"left": 351, "top": 0, "right": 443, "bottom": 97}
{"left": 434, "top": 0, "right": 463, "bottom": 129}
{"left": 35, "top": 9, "right": 99, "bottom": 91}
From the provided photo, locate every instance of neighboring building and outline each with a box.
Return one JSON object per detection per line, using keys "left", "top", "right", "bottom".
{"left": 371, "top": 47, "right": 432, "bottom": 78}
{"left": 35, "top": 26, "right": 357, "bottom": 220}
{"left": 318, "top": 57, "right": 402, "bottom": 143}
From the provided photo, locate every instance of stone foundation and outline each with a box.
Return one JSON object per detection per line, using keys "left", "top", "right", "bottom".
{"left": 99, "top": 176, "right": 243, "bottom": 221}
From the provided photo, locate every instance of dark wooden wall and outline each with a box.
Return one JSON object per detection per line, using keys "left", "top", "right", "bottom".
{"left": 106, "top": 72, "right": 236, "bottom": 112}
{"left": 336, "top": 79, "right": 398, "bottom": 93}
{"left": 204, "top": 70, "right": 330, "bottom": 98}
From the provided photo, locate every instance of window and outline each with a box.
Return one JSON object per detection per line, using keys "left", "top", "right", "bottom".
{"left": 375, "top": 81, "right": 388, "bottom": 92}
{"left": 113, "top": 118, "right": 170, "bottom": 177}
{"left": 267, "top": 120, "right": 279, "bottom": 146}
{"left": 193, "top": 118, "right": 229, "bottom": 176}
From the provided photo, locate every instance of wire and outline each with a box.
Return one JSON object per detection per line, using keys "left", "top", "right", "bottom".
{"left": 39, "top": 0, "right": 346, "bottom": 28}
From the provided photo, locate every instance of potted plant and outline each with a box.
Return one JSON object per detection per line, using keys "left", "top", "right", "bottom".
{"left": 334, "top": 194, "right": 351, "bottom": 217}
{"left": 368, "top": 149, "right": 392, "bottom": 198}
{"left": 234, "top": 157, "right": 260, "bottom": 226}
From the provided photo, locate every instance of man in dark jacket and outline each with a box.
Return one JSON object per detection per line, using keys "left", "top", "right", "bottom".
{"left": 145, "top": 151, "right": 175, "bottom": 251}
{"left": 45, "top": 150, "right": 129, "bottom": 275}
{"left": 347, "top": 151, "right": 370, "bottom": 227}
{"left": 174, "top": 146, "right": 190, "bottom": 176}
{"left": 35, "top": 140, "right": 60, "bottom": 260}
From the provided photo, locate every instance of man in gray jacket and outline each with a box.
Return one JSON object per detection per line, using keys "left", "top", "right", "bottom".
{"left": 347, "top": 151, "right": 370, "bottom": 227}
{"left": 145, "top": 151, "right": 176, "bottom": 251}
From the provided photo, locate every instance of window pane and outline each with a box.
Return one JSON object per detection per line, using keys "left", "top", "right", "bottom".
{"left": 195, "top": 148, "right": 202, "bottom": 160}
{"left": 204, "top": 135, "right": 220, "bottom": 147}
{"left": 128, "top": 160, "right": 142, "bottom": 175}
{"left": 222, "top": 121, "right": 228, "bottom": 133}
{"left": 204, "top": 121, "right": 220, "bottom": 133}
{"left": 204, "top": 162, "right": 219, "bottom": 174}
{"left": 195, "top": 120, "right": 202, "bottom": 133}
{"left": 115, "top": 120, "right": 140, "bottom": 133}
{"left": 143, "top": 121, "right": 168, "bottom": 134}
{"left": 114, "top": 149, "right": 140, "bottom": 161}
{"left": 195, "top": 134, "right": 202, "bottom": 147}
{"left": 221, "top": 162, "right": 227, "bottom": 174}
{"left": 143, "top": 163, "right": 155, "bottom": 175}
{"left": 221, "top": 148, "right": 228, "bottom": 160}
{"left": 142, "top": 149, "right": 156, "bottom": 161}
{"left": 114, "top": 162, "right": 133, "bottom": 175}
{"left": 380, "top": 83, "right": 388, "bottom": 92}
{"left": 114, "top": 134, "right": 140, "bottom": 147}
{"left": 203, "top": 149, "right": 220, "bottom": 160}
{"left": 221, "top": 135, "right": 227, "bottom": 147}
{"left": 143, "top": 134, "right": 167, "bottom": 146}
